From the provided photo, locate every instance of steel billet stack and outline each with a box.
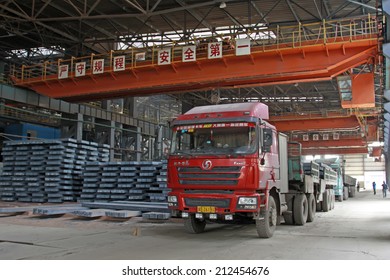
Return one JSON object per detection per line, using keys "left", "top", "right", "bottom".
{"left": 146, "top": 160, "right": 169, "bottom": 202}
{"left": 0, "top": 139, "right": 110, "bottom": 203}
{"left": 79, "top": 161, "right": 169, "bottom": 203}
{"left": 79, "top": 162, "right": 103, "bottom": 202}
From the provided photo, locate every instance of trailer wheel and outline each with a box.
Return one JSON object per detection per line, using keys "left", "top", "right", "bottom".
{"left": 283, "top": 212, "right": 294, "bottom": 225}
{"left": 256, "top": 196, "right": 277, "bottom": 238}
{"left": 322, "top": 190, "right": 330, "bottom": 212}
{"left": 184, "top": 214, "right": 206, "bottom": 234}
{"left": 343, "top": 187, "right": 349, "bottom": 200}
{"left": 306, "top": 193, "right": 316, "bottom": 222}
{"left": 316, "top": 201, "right": 322, "bottom": 212}
{"left": 293, "top": 194, "right": 308, "bottom": 225}
{"left": 349, "top": 186, "right": 356, "bottom": 198}
{"left": 330, "top": 191, "right": 335, "bottom": 210}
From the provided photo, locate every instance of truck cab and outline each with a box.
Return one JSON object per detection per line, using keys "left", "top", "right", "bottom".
{"left": 167, "top": 103, "right": 322, "bottom": 238}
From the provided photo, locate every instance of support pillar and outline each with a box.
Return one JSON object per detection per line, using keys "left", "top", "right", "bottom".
{"left": 124, "top": 97, "right": 137, "bottom": 118}
{"left": 136, "top": 127, "right": 141, "bottom": 161}
{"left": 109, "top": 120, "right": 115, "bottom": 161}
{"left": 61, "top": 113, "right": 83, "bottom": 140}
{"left": 76, "top": 113, "right": 83, "bottom": 141}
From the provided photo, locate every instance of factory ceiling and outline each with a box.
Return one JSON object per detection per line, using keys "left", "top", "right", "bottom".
{"left": 0, "top": 0, "right": 384, "bottom": 154}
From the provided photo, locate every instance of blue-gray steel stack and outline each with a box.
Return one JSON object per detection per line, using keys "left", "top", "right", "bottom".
{"left": 79, "top": 161, "right": 169, "bottom": 203}
{"left": 0, "top": 139, "right": 110, "bottom": 203}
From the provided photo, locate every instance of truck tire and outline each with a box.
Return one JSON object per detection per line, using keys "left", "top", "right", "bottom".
{"left": 184, "top": 214, "right": 206, "bottom": 234}
{"left": 256, "top": 196, "right": 277, "bottom": 238}
{"left": 343, "top": 187, "right": 349, "bottom": 200}
{"left": 316, "top": 202, "right": 322, "bottom": 212}
{"left": 283, "top": 211, "right": 294, "bottom": 225}
{"left": 293, "top": 194, "right": 308, "bottom": 225}
{"left": 337, "top": 195, "right": 343, "bottom": 202}
{"left": 306, "top": 193, "right": 316, "bottom": 222}
{"left": 322, "top": 190, "right": 330, "bottom": 212}
{"left": 330, "top": 192, "right": 335, "bottom": 210}
{"left": 349, "top": 186, "right": 356, "bottom": 198}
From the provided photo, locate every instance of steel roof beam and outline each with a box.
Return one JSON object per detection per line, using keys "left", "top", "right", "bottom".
{"left": 18, "top": 0, "right": 238, "bottom": 22}
{"left": 250, "top": 1, "right": 269, "bottom": 25}
{"left": 289, "top": 0, "right": 321, "bottom": 21}
{"left": 175, "top": 0, "right": 213, "bottom": 31}
{"left": 254, "top": 0, "right": 283, "bottom": 28}
{"left": 347, "top": 0, "right": 380, "bottom": 12}
{"left": 0, "top": 3, "right": 102, "bottom": 53}
{"left": 313, "top": 0, "right": 326, "bottom": 19}
{"left": 123, "top": 0, "right": 147, "bottom": 14}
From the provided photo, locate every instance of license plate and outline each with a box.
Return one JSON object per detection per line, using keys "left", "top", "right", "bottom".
{"left": 197, "top": 206, "right": 216, "bottom": 213}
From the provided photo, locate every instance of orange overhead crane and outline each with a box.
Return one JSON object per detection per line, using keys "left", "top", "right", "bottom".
{"left": 11, "top": 16, "right": 380, "bottom": 102}
{"left": 270, "top": 110, "right": 381, "bottom": 155}
{"left": 10, "top": 16, "right": 382, "bottom": 155}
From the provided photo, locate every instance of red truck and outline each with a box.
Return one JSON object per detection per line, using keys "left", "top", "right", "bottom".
{"left": 167, "top": 103, "right": 333, "bottom": 238}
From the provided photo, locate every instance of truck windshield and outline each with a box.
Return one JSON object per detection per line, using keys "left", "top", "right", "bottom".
{"left": 171, "top": 124, "right": 257, "bottom": 155}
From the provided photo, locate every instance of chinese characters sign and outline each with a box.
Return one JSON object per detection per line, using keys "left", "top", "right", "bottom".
{"left": 75, "top": 62, "right": 86, "bottom": 77}
{"left": 58, "top": 65, "right": 69, "bottom": 79}
{"left": 92, "top": 59, "right": 104, "bottom": 74}
{"left": 135, "top": 52, "right": 146, "bottom": 61}
{"left": 175, "top": 123, "right": 250, "bottom": 131}
{"left": 208, "top": 42, "right": 222, "bottom": 59}
{"left": 158, "top": 49, "right": 171, "bottom": 65}
{"left": 113, "top": 56, "right": 125, "bottom": 72}
{"left": 182, "top": 46, "right": 196, "bottom": 62}
{"left": 56, "top": 38, "right": 254, "bottom": 79}
{"left": 235, "top": 39, "right": 251, "bottom": 56}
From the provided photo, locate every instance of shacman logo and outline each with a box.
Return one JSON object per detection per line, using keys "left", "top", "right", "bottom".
{"left": 201, "top": 159, "right": 212, "bottom": 170}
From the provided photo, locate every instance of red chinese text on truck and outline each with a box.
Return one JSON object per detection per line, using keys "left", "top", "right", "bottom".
{"left": 167, "top": 103, "right": 334, "bottom": 238}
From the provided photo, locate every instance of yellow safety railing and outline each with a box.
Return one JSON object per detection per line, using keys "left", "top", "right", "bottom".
{"left": 12, "top": 15, "right": 380, "bottom": 84}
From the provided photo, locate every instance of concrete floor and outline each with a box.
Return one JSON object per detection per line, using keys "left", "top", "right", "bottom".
{"left": 0, "top": 189, "right": 390, "bottom": 260}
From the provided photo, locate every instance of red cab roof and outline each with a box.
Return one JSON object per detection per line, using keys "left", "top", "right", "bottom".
{"left": 177, "top": 102, "right": 269, "bottom": 121}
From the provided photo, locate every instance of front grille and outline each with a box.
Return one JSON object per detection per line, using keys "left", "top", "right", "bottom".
{"left": 177, "top": 166, "right": 242, "bottom": 186}
{"left": 178, "top": 166, "right": 241, "bottom": 172}
{"left": 179, "top": 173, "right": 239, "bottom": 179}
{"left": 185, "top": 190, "right": 233, "bottom": 194}
{"left": 185, "top": 198, "right": 230, "bottom": 208}
{"left": 180, "top": 180, "right": 237, "bottom": 185}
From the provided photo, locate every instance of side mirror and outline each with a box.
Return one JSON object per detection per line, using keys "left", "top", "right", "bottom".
{"left": 262, "top": 128, "right": 273, "bottom": 153}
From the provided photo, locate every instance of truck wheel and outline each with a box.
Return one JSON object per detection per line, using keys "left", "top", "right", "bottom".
{"left": 293, "top": 194, "right": 308, "bottom": 225}
{"left": 184, "top": 214, "right": 206, "bottom": 234}
{"left": 283, "top": 212, "right": 294, "bottom": 225}
{"left": 256, "top": 196, "right": 277, "bottom": 238}
{"left": 322, "top": 190, "right": 329, "bottom": 212}
{"left": 330, "top": 192, "right": 335, "bottom": 210}
{"left": 316, "top": 202, "right": 322, "bottom": 212}
{"left": 349, "top": 186, "right": 356, "bottom": 198}
{"left": 306, "top": 193, "right": 316, "bottom": 222}
{"left": 343, "top": 187, "right": 349, "bottom": 200}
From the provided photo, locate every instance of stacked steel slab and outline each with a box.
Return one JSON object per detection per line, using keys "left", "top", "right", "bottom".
{"left": 0, "top": 139, "right": 109, "bottom": 203}
{"left": 79, "top": 161, "right": 169, "bottom": 203}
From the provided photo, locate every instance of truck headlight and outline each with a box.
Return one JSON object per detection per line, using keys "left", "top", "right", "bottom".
{"left": 168, "top": 195, "right": 178, "bottom": 207}
{"left": 237, "top": 197, "right": 258, "bottom": 210}
{"left": 238, "top": 197, "right": 257, "bottom": 205}
{"left": 182, "top": 212, "right": 189, "bottom": 218}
